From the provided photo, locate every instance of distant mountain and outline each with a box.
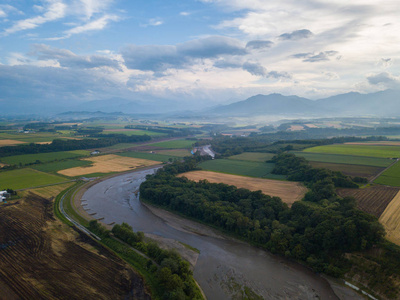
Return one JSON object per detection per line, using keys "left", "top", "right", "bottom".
{"left": 207, "top": 90, "right": 400, "bottom": 117}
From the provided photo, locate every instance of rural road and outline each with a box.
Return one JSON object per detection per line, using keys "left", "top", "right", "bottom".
{"left": 79, "top": 168, "right": 363, "bottom": 300}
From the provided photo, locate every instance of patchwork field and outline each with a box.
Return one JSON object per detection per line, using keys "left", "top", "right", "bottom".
{"left": 179, "top": 170, "right": 307, "bottom": 206}
{"left": 0, "top": 150, "right": 90, "bottom": 166}
{"left": 198, "top": 159, "right": 285, "bottom": 179}
{"left": 103, "top": 129, "right": 166, "bottom": 137}
{"left": 380, "top": 191, "right": 400, "bottom": 246}
{"left": 345, "top": 141, "right": 400, "bottom": 146}
{"left": 26, "top": 182, "right": 75, "bottom": 198}
{"left": 0, "top": 139, "right": 26, "bottom": 146}
{"left": 149, "top": 139, "right": 196, "bottom": 149}
{"left": 58, "top": 154, "right": 159, "bottom": 177}
{"left": 156, "top": 149, "right": 191, "bottom": 157}
{"left": 310, "top": 162, "right": 384, "bottom": 180}
{"left": 303, "top": 144, "right": 400, "bottom": 158}
{"left": 292, "top": 152, "right": 392, "bottom": 167}
{"left": 117, "top": 151, "right": 180, "bottom": 162}
{"left": 229, "top": 152, "right": 276, "bottom": 162}
{"left": 337, "top": 186, "right": 399, "bottom": 218}
{"left": 0, "top": 168, "right": 67, "bottom": 190}
{"left": 374, "top": 161, "right": 400, "bottom": 187}
{"left": 31, "top": 159, "right": 92, "bottom": 173}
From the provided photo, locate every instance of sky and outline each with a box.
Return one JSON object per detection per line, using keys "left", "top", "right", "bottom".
{"left": 0, "top": 0, "right": 399, "bottom": 109}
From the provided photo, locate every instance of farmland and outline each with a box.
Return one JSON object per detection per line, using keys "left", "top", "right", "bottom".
{"left": 303, "top": 144, "right": 400, "bottom": 158}
{"left": 31, "top": 159, "right": 92, "bottom": 173}
{"left": 149, "top": 139, "right": 196, "bottom": 149}
{"left": 58, "top": 154, "right": 160, "bottom": 177}
{"left": 0, "top": 150, "right": 90, "bottom": 166}
{"left": 229, "top": 152, "right": 276, "bottom": 162}
{"left": 156, "top": 149, "right": 191, "bottom": 157}
{"left": 379, "top": 191, "right": 400, "bottom": 246}
{"left": 178, "top": 170, "right": 307, "bottom": 206}
{"left": 103, "top": 129, "right": 166, "bottom": 137}
{"left": 337, "top": 186, "right": 399, "bottom": 217}
{"left": 0, "top": 139, "right": 26, "bottom": 146}
{"left": 0, "top": 168, "right": 68, "bottom": 190}
{"left": 0, "top": 193, "right": 149, "bottom": 299}
{"left": 310, "top": 162, "right": 384, "bottom": 180}
{"left": 198, "top": 159, "right": 285, "bottom": 179}
{"left": 117, "top": 151, "right": 180, "bottom": 162}
{"left": 374, "top": 161, "right": 400, "bottom": 187}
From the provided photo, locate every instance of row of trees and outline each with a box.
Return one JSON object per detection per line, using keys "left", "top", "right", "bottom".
{"left": 140, "top": 156, "right": 385, "bottom": 277}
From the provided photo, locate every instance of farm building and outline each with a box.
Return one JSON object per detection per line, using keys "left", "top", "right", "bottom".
{"left": 90, "top": 150, "right": 100, "bottom": 155}
{"left": 0, "top": 191, "right": 9, "bottom": 202}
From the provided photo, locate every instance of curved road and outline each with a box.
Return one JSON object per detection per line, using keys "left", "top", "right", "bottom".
{"left": 81, "top": 168, "right": 362, "bottom": 300}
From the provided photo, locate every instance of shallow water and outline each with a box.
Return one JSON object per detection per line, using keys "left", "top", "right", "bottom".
{"left": 82, "top": 168, "right": 360, "bottom": 300}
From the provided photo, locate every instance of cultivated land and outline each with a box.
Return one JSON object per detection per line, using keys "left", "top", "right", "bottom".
{"left": 374, "top": 161, "right": 400, "bottom": 187}
{"left": 156, "top": 149, "right": 191, "bottom": 157}
{"left": 148, "top": 139, "right": 196, "bottom": 149}
{"left": 345, "top": 141, "right": 400, "bottom": 146}
{"left": 310, "top": 162, "right": 384, "bottom": 180}
{"left": 58, "top": 154, "right": 160, "bottom": 177}
{"left": 179, "top": 170, "right": 307, "bottom": 206}
{"left": 0, "top": 139, "right": 26, "bottom": 146}
{"left": 198, "top": 159, "right": 285, "bottom": 179}
{"left": 31, "top": 159, "right": 92, "bottom": 173}
{"left": 337, "top": 186, "right": 399, "bottom": 218}
{"left": 303, "top": 144, "right": 400, "bottom": 158}
{"left": 379, "top": 191, "right": 400, "bottom": 246}
{"left": 0, "top": 150, "right": 90, "bottom": 165}
{"left": 0, "top": 168, "right": 67, "bottom": 190}
{"left": 103, "top": 129, "right": 166, "bottom": 137}
{"left": 0, "top": 193, "right": 150, "bottom": 299}
{"left": 27, "top": 182, "right": 75, "bottom": 198}
{"left": 292, "top": 151, "right": 392, "bottom": 167}
{"left": 229, "top": 152, "right": 276, "bottom": 162}
{"left": 117, "top": 151, "right": 180, "bottom": 163}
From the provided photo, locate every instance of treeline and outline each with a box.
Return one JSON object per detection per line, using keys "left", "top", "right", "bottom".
{"left": 140, "top": 156, "right": 385, "bottom": 277}
{"left": 0, "top": 134, "right": 151, "bottom": 158}
{"left": 125, "top": 125, "right": 201, "bottom": 137}
{"left": 89, "top": 221, "right": 202, "bottom": 300}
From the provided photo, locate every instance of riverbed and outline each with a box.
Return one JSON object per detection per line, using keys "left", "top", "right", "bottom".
{"left": 82, "top": 168, "right": 362, "bottom": 300}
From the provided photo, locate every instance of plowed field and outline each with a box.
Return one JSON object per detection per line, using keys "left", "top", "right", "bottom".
{"left": 337, "top": 186, "right": 399, "bottom": 217}
{"left": 0, "top": 194, "right": 150, "bottom": 300}
{"left": 0, "top": 139, "right": 25, "bottom": 146}
{"left": 179, "top": 170, "right": 307, "bottom": 206}
{"left": 380, "top": 191, "right": 400, "bottom": 246}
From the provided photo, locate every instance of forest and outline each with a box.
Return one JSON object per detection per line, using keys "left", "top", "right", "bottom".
{"left": 140, "top": 155, "right": 385, "bottom": 276}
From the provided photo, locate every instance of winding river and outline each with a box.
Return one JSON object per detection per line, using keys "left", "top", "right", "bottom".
{"left": 82, "top": 168, "right": 362, "bottom": 300}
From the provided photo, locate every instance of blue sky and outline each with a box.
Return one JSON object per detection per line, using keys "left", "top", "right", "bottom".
{"left": 0, "top": 0, "right": 399, "bottom": 109}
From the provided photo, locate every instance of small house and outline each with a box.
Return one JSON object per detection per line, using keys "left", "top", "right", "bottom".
{"left": 90, "top": 150, "right": 100, "bottom": 155}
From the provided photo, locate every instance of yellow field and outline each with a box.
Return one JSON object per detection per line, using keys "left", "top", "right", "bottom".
{"left": 0, "top": 139, "right": 26, "bottom": 146}
{"left": 179, "top": 170, "right": 307, "bottom": 206}
{"left": 379, "top": 191, "right": 400, "bottom": 246}
{"left": 26, "top": 182, "right": 74, "bottom": 198}
{"left": 58, "top": 154, "right": 159, "bottom": 176}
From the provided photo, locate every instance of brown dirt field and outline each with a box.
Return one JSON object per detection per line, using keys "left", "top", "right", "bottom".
{"left": 179, "top": 171, "right": 308, "bottom": 206}
{"left": 379, "top": 191, "right": 400, "bottom": 246}
{"left": 0, "top": 193, "right": 150, "bottom": 300}
{"left": 310, "top": 162, "right": 384, "bottom": 180}
{"left": 35, "top": 141, "right": 52, "bottom": 144}
{"left": 0, "top": 139, "right": 26, "bottom": 146}
{"left": 337, "top": 185, "right": 400, "bottom": 218}
{"left": 345, "top": 141, "right": 400, "bottom": 146}
{"left": 58, "top": 154, "right": 159, "bottom": 176}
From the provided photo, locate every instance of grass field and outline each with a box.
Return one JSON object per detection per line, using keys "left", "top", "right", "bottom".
{"left": 380, "top": 191, "right": 400, "bottom": 246}
{"left": 102, "top": 129, "right": 166, "bottom": 137}
{"left": 58, "top": 154, "right": 160, "bottom": 177}
{"left": 0, "top": 168, "right": 67, "bottom": 190}
{"left": 149, "top": 139, "right": 196, "bottom": 149}
{"left": 0, "top": 150, "right": 90, "bottom": 166}
{"left": 198, "top": 159, "right": 285, "bottom": 179}
{"left": 292, "top": 151, "right": 392, "bottom": 167}
{"left": 229, "top": 152, "right": 276, "bottom": 162}
{"left": 156, "top": 149, "right": 191, "bottom": 157}
{"left": 310, "top": 162, "right": 384, "bottom": 179}
{"left": 303, "top": 144, "right": 400, "bottom": 158}
{"left": 374, "top": 161, "right": 400, "bottom": 186}
{"left": 117, "top": 151, "right": 180, "bottom": 162}
{"left": 31, "top": 159, "right": 92, "bottom": 173}
{"left": 179, "top": 171, "right": 307, "bottom": 206}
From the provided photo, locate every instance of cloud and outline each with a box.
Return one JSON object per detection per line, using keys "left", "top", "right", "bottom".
{"left": 0, "top": 5, "right": 20, "bottom": 18}
{"left": 70, "top": 0, "right": 115, "bottom": 20}
{"left": 246, "top": 40, "right": 273, "bottom": 50}
{"left": 279, "top": 29, "right": 313, "bottom": 40}
{"left": 141, "top": 18, "right": 164, "bottom": 27}
{"left": 180, "top": 12, "right": 191, "bottom": 16}
{"left": 292, "top": 51, "right": 339, "bottom": 62}
{"left": 367, "top": 72, "right": 400, "bottom": 87}
{"left": 30, "top": 44, "right": 120, "bottom": 69}
{"left": 3, "top": 1, "right": 66, "bottom": 36}
{"left": 242, "top": 61, "right": 267, "bottom": 76}
{"left": 122, "top": 36, "right": 246, "bottom": 71}
{"left": 64, "top": 14, "right": 120, "bottom": 37}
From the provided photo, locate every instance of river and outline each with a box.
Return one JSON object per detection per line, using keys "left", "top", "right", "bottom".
{"left": 82, "top": 168, "right": 362, "bottom": 300}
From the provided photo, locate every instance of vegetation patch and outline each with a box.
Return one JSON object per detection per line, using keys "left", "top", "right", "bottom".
{"left": 0, "top": 168, "right": 67, "bottom": 190}
{"left": 103, "top": 129, "right": 166, "bottom": 137}
{"left": 0, "top": 139, "right": 26, "bottom": 146}
{"left": 374, "top": 161, "right": 400, "bottom": 187}
{"left": 28, "top": 182, "right": 75, "bottom": 198}
{"left": 179, "top": 170, "right": 307, "bottom": 206}
{"left": 309, "top": 162, "right": 384, "bottom": 180}
{"left": 198, "top": 159, "right": 285, "bottom": 179}
{"left": 58, "top": 154, "right": 159, "bottom": 177}
{"left": 228, "top": 152, "right": 276, "bottom": 162}
{"left": 31, "top": 159, "right": 92, "bottom": 173}
{"left": 117, "top": 151, "right": 180, "bottom": 163}
{"left": 156, "top": 149, "right": 192, "bottom": 157}
{"left": 149, "top": 139, "right": 196, "bottom": 149}
{"left": 303, "top": 144, "right": 400, "bottom": 158}
{"left": 0, "top": 150, "right": 89, "bottom": 166}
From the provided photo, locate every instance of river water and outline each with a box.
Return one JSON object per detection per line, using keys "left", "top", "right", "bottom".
{"left": 82, "top": 168, "right": 362, "bottom": 300}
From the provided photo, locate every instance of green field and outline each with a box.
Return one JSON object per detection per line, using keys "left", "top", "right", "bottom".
{"left": 309, "top": 161, "right": 383, "bottom": 179}
{"left": 149, "top": 139, "right": 196, "bottom": 149}
{"left": 31, "top": 159, "right": 92, "bottom": 173}
{"left": 374, "top": 161, "right": 400, "bottom": 186}
{"left": 292, "top": 152, "right": 392, "bottom": 167}
{"left": 102, "top": 130, "right": 166, "bottom": 137}
{"left": 229, "top": 152, "right": 276, "bottom": 162}
{"left": 0, "top": 168, "right": 68, "bottom": 190}
{"left": 156, "top": 149, "right": 191, "bottom": 157}
{"left": 303, "top": 144, "right": 400, "bottom": 158}
{"left": 117, "top": 151, "right": 180, "bottom": 162}
{"left": 198, "top": 159, "right": 285, "bottom": 179}
{"left": 0, "top": 150, "right": 90, "bottom": 166}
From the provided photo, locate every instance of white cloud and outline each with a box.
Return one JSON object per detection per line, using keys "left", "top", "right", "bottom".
{"left": 141, "top": 18, "right": 164, "bottom": 27}
{"left": 65, "top": 14, "right": 120, "bottom": 36}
